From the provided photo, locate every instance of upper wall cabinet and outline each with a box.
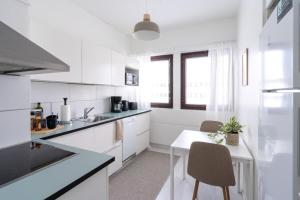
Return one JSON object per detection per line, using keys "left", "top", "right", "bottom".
{"left": 126, "top": 57, "right": 140, "bottom": 69}
{"left": 111, "top": 51, "right": 126, "bottom": 86}
{"left": 29, "top": 21, "right": 82, "bottom": 83}
{"left": 82, "top": 41, "right": 112, "bottom": 85}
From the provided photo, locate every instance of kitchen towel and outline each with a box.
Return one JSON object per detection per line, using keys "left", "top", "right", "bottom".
{"left": 116, "top": 120, "right": 124, "bottom": 141}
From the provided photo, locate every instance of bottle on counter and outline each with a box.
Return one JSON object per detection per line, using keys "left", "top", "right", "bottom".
{"left": 34, "top": 102, "right": 46, "bottom": 131}
{"left": 35, "top": 102, "right": 43, "bottom": 112}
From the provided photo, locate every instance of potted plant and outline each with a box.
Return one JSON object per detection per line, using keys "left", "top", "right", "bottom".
{"left": 219, "top": 116, "right": 243, "bottom": 146}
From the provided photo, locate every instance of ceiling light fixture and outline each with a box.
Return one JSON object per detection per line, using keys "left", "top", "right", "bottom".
{"left": 133, "top": 0, "right": 160, "bottom": 41}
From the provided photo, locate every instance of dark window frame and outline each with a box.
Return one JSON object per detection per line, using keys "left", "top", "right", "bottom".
{"left": 150, "top": 54, "right": 173, "bottom": 108}
{"left": 181, "top": 51, "right": 209, "bottom": 110}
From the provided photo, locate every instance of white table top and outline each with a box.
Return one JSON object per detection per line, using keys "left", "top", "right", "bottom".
{"left": 171, "top": 130, "right": 253, "bottom": 161}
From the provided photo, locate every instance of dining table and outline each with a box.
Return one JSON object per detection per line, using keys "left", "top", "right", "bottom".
{"left": 170, "top": 130, "right": 253, "bottom": 200}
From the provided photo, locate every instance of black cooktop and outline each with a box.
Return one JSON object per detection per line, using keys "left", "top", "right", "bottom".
{"left": 0, "top": 142, "right": 75, "bottom": 187}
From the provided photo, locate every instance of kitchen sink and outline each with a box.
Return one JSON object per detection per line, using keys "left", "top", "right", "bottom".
{"left": 75, "top": 115, "right": 113, "bottom": 123}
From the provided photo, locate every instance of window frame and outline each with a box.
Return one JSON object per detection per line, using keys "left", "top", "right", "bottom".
{"left": 180, "top": 51, "right": 209, "bottom": 110}
{"left": 150, "top": 54, "right": 174, "bottom": 108}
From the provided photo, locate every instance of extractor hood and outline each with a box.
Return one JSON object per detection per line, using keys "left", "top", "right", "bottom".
{"left": 0, "top": 21, "right": 69, "bottom": 75}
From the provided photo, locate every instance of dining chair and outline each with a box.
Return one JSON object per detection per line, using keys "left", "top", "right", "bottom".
{"left": 200, "top": 120, "right": 223, "bottom": 133}
{"left": 187, "top": 142, "right": 236, "bottom": 200}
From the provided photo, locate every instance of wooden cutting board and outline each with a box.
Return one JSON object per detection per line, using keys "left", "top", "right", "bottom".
{"left": 32, "top": 125, "right": 64, "bottom": 134}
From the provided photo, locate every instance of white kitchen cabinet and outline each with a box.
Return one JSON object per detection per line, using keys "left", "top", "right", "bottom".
{"left": 30, "top": 21, "right": 82, "bottom": 83}
{"left": 135, "top": 113, "right": 150, "bottom": 155}
{"left": 136, "top": 131, "right": 150, "bottom": 155}
{"left": 82, "top": 41, "right": 112, "bottom": 85}
{"left": 92, "top": 122, "right": 123, "bottom": 175}
{"left": 57, "top": 168, "right": 108, "bottom": 200}
{"left": 136, "top": 113, "right": 150, "bottom": 135}
{"left": 111, "top": 51, "right": 126, "bottom": 86}
{"left": 49, "top": 122, "right": 123, "bottom": 176}
{"left": 92, "top": 122, "right": 116, "bottom": 153}
{"left": 105, "top": 143, "right": 122, "bottom": 176}
{"left": 49, "top": 129, "right": 94, "bottom": 151}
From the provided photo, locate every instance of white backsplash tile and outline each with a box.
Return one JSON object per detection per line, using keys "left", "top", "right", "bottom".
{"left": 96, "top": 85, "right": 115, "bottom": 99}
{"left": 31, "top": 82, "right": 69, "bottom": 103}
{"left": 70, "top": 84, "right": 97, "bottom": 101}
{"left": 30, "top": 82, "right": 137, "bottom": 118}
{"left": 115, "top": 86, "right": 137, "bottom": 102}
{"left": 51, "top": 102, "right": 61, "bottom": 117}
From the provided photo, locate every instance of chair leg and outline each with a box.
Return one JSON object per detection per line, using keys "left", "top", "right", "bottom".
{"left": 222, "top": 187, "right": 227, "bottom": 200}
{"left": 225, "top": 187, "right": 230, "bottom": 200}
{"left": 192, "top": 180, "right": 200, "bottom": 200}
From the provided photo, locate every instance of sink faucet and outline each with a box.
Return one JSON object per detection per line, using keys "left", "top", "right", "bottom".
{"left": 83, "top": 107, "right": 95, "bottom": 119}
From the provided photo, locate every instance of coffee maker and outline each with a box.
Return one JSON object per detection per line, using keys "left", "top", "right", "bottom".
{"left": 111, "top": 96, "right": 122, "bottom": 113}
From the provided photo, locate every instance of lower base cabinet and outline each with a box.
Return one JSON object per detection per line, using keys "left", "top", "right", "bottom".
{"left": 57, "top": 167, "right": 108, "bottom": 200}
{"left": 136, "top": 131, "right": 150, "bottom": 155}
{"left": 105, "top": 143, "right": 122, "bottom": 176}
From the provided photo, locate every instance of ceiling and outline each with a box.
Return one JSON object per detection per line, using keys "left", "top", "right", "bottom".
{"left": 73, "top": 0, "right": 239, "bottom": 34}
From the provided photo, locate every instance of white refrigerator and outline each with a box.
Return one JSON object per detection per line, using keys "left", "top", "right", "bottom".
{"left": 259, "top": 1, "right": 300, "bottom": 200}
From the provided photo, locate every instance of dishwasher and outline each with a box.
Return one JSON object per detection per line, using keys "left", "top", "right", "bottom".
{"left": 122, "top": 116, "right": 137, "bottom": 161}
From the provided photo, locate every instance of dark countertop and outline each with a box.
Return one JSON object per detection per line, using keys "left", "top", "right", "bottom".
{"left": 0, "top": 139, "right": 114, "bottom": 200}
{"left": 31, "top": 109, "right": 151, "bottom": 140}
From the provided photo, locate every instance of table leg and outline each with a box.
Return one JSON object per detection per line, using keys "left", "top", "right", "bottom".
{"left": 248, "top": 160, "right": 254, "bottom": 200}
{"left": 237, "top": 161, "right": 241, "bottom": 193}
{"left": 170, "top": 147, "right": 174, "bottom": 200}
{"left": 182, "top": 152, "right": 186, "bottom": 180}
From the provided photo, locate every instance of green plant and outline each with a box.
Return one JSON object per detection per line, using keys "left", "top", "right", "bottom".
{"left": 219, "top": 116, "right": 243, "bottom": 135}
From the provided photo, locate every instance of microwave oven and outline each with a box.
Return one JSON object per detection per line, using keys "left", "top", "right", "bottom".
{"left": 125, "top": 68, "right": 139, "bottom": 86}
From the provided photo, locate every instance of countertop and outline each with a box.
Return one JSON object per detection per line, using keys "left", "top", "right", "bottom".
{"left": 0, "top": 139, "right": 114, "bottom": 200}
{"left": 31, "top": 109, "right": 152, "bottom": 140}
{"left": 0, "top": 109, "right": 151, "bottom": 199}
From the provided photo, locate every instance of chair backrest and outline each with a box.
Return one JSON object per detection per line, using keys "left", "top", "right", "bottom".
{"left": 200, "top": 120, "right": 223, "bottom": 133}
{"left": 187, "top": 142, "right": 236, "bottom": 187}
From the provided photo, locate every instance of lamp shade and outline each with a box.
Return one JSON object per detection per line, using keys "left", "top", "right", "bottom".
{"left": 133, "top": 13, "right": 160, "bottom": 41}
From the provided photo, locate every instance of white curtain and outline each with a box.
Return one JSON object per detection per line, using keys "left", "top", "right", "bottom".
{"left": 136, "top": 55, "right": 152, "bottom": 109}
{"left": 207, "top": 43, "right": 234, "bottom": 112}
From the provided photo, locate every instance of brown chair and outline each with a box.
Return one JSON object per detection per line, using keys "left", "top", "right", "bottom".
{"left": 187, "top": 142, "right": 235, "bottom": 200}
{"left": 200, "top": 120, "right": 223, "bottom": 133}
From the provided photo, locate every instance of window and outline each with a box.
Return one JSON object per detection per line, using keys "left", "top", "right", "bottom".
{"left": 149, "top": 54, "right": 173, "bottom": 108}
{"left": 181, "top": 51, "right": 210, "bottom": 110}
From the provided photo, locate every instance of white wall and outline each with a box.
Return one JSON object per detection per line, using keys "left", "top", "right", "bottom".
{"left": 236, "top": 1, "right": 264, "bottom": 199}
{"left": 131, "top": 18, "right": 237, "bottom": 146}
{"left": 130, "top": 18, "right": 237, "bottom": 55}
